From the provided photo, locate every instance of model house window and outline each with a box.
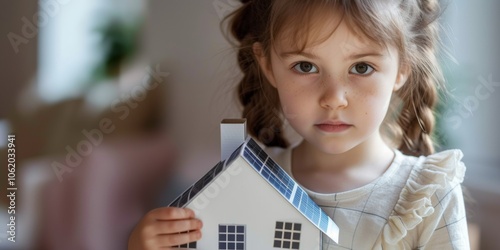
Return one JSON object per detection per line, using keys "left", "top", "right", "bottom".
{"left": 273, "top": 221, "right": 301, "bottom": 249}
{"left": 177, "top": 241, "right": 197, "bottom": 248}
{"left": 218, "top": 224, "right": 246, "bottom": 250}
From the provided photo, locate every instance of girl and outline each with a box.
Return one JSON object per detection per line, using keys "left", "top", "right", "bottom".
{"left": 129, "top": 0, "right": 469, "bottom": 249}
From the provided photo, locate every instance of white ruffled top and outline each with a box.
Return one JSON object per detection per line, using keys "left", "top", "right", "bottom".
{"left": 265, "top": 146, "right": 469, "bottom": 250}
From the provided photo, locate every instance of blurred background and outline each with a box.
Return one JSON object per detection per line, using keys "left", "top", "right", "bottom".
{"left": 0, "top": 0, "right": 498, "bottom": 249}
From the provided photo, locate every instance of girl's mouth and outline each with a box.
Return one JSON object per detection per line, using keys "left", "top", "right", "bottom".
{"left": 315, "top": 122, "right": 352, "bottom": 133}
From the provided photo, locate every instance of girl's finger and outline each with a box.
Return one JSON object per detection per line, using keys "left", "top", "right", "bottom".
{"left": 154, "top": 219, "right": 203, "bottom": 235}
{"left": 149, "top": 207, "right": 195, "bottom": 221}
{"left": 154, "top": 230, "right": 202, "bottom": 247}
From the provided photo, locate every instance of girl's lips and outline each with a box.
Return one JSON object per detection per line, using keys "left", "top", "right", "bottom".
{"left": 315, "top": 123, "right": 352, "bottom": 133}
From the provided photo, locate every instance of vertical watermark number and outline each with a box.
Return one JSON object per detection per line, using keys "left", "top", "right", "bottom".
{"left": 6, "top": 135, "right": 16, "bottom": 243}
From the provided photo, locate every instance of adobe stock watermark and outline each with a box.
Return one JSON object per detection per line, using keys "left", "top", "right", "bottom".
{"left": 213, "top": 0, "right": 241, "bottom": 20}
{"left": 7, "top": 0, "right": 74, "bottom": 54}
{"left": 51, "top": 65, "right": 170, "bottom": 182}
{"left": 443, "top": 74, "right": 500, "bottom": 130}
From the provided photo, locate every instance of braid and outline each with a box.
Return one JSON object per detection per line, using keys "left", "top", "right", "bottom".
{"left": 224, "top": 0, "right": 445, "bottom": 154}
{"left": 396, "top": 0, "right": 443, "bottom": 156}
{"left": 226, "top": 1, "right": 289, "bottom": 148}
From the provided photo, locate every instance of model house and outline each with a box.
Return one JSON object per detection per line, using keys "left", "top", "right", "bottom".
{"left": 169, "top": 121, "right": 339, "bottom": 250}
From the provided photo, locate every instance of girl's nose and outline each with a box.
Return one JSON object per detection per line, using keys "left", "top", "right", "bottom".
{"left": 319, "top": 78, "right": 348, "bottom": 110}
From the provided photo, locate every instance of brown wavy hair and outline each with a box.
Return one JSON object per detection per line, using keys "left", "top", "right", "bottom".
{"left": 224, "top": 0, "right": 444, "bottom": 156}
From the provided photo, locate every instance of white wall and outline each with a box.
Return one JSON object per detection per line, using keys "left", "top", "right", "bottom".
{"left": 145, "top": 0, "right": 242, "bottom": 181}
{"left": 441, "top": 0, "right": 500, "bottom": 164}
{"left": 440, "top": 0, "right": 500, "bottom": 196}
{"left": 440, "top": 1, "right": 500, "bottom": 249}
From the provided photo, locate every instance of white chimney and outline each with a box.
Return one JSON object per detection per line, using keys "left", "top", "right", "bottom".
{"left": 220, "top": 119, "right": 247, "bottom": 160}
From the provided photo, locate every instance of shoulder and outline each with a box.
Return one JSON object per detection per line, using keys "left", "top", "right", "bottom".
{"left": 411, "top": 149, "right": 466, "bottom": 195}
{"left": 381, "top": 149, "right": 468, "bottom": 247}
{"left": 388, "top": 149, "right": 466, "bottom": 202}
{"left": 399, "top": 149, "right": 466, "bottom": 190}
{"left": 411, "top": 149, "right": 467, "bottom": 221}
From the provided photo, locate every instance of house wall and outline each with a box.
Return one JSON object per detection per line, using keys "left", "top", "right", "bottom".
{"left": 186, "top": 158, "right": 323, "bottom": 250}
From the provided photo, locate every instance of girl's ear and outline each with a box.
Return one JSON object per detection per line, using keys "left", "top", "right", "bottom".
{"left": 253, "top": 42, "right": 277, "bottom": 88}
{"left": 394, "top": 63, "right": 410, "bottom": 91}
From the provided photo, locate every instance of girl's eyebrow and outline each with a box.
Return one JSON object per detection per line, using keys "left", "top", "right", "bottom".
{"left": 347, "top": 52, "right": 384, "bottom": 60}
{"left": 279, "top": 50, "right": 384, "bottom": 60}
{"left": 279, "top": 50, "right": 319, "bottom": 60}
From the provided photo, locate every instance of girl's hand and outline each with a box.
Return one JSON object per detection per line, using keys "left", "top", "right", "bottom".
{"left": 128, "top": 207, "right": 203, "bottom": 250}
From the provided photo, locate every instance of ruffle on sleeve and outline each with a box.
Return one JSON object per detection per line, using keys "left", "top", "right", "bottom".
{"left": 381, "top": 150, "right": 466, "bottom": 247}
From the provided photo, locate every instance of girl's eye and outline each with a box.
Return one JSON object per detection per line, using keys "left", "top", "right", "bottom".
{"left": 349, "top": 63, "right": 374, "bottom": 75}
{"left": 293, "top": 62, "right": 319, "bottom": 74}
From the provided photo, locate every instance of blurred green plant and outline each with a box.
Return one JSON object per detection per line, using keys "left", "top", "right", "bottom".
{"left": 434, "top": 58, "right": 467, "bottom": 151}
{"left": 91, "top": 16, "right": 142, "bottom": 83}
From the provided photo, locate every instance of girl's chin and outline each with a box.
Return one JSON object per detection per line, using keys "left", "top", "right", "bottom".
{"left": 305, "top": 139, "right": 356, "bottom": 155}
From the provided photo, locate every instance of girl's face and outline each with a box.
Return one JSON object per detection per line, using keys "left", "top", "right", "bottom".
{"left": 255, "top": 19, "right": 408, "bottom": 155}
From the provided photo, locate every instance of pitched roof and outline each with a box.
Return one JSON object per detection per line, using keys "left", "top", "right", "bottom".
{"left": 169, "top": 138, "right": 339, "bottom": 243}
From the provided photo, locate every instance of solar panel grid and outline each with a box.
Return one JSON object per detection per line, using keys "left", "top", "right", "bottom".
{"left": 299, "top": 192, "right": 307, "bottom": 211}
{"left": 293, "top": 189, "right": 302, "bottom": 207}
{"left": 267, "top": 160, "right": 295, "bottom": 192}
{"left": 243, "top": 139, "right": 337, "bottom": 238}
{"left": 169, "top": 160, "right": 225, "bottom": 207}
{"left": 247, "top": 139, "right": 268, "bottom": 163}
{"left": 254, "top": 156, "right": 293, "bottom": 200}
{"left": 320, "top": 211, "right": 329, "bottom": 231}
{"left": 243, "top": 148, "right": 262, "bottom": 171}
{"left": 245, "top": 144, "right": 296, "bottom": 195}
{"left": 310, "top": 203, "right": 319, "bottom": 224}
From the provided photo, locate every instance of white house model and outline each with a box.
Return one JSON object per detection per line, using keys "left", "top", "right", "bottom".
{"left": 169, "top": 120, "right": 339, "bottom": 250}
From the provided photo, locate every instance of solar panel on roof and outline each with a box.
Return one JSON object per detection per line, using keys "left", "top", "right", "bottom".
{"left": 169, "top": 160, "right": 226, "bottom": 208}
{"left": 167, "top": 137, "right": 338, "bottom": 243}
{"left": 242, "top": 138, "right": 338, "bottom": 240}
